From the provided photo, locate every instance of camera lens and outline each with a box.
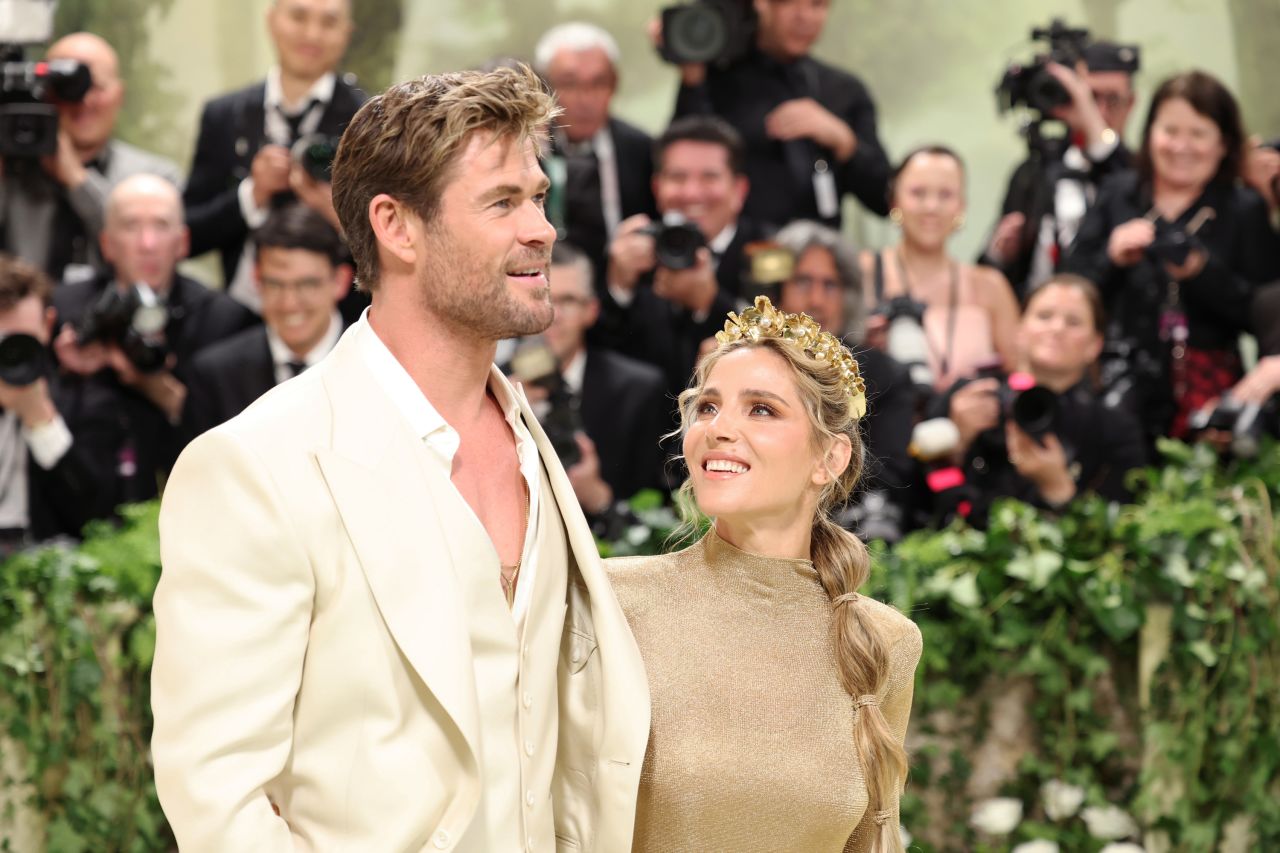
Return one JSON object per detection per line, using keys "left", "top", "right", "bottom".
{"left": 0, "top": 333, "right": 47, "bottom": 387}
{"left": 654, "top": 221, "right": 706, "bottom": 270}
{"left": 1012, "top": 386, "right": 1059, "bottom": 437}
{"left": 664, "top": 3, "right": 730, "bottom": 65}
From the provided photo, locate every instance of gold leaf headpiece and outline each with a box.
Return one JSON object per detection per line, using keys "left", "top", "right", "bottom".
{"left": 715, "top": 295, "right": 867, "bottom": 420}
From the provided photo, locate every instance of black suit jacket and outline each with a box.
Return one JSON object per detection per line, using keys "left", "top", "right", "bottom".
{"left": 592, "top": 216, "right": 770, "bottom": 405}
{"left": 183, "top": 77, "right": 367, "bottom": 282}
{"left": 21, "top": 374, "right": 130, "bottom": 541}
{"left": 53, "top": 273, "right": 260, "bottom": 476}
{"left": 675, "top": 46, "right": 891, "bottom": 227}
{"left": 579, "top": 347, "right": 672, "bottom": 499}
{"left": 979, "top": 140, "right": 1131, "bottom": 299}
{"left": 182, "top": 325, "right": 276, "bottom": 440}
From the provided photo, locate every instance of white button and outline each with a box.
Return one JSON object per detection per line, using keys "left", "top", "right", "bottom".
{"left": 570, "top": 648, "right": 582, "bottom": 663}
{"left": 524, "top": 740, "right": 535, "bottom": 756}
{"left": 432, "top": 829, "right": 450, "bottom": 849}
{"left": 522, "top": 692, "right": 532, "bottom": 708}
{"left": 526, "top": 790, "right": 535, "bottom": 807}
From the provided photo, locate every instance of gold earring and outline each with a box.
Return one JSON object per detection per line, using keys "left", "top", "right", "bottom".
{"left": 952, "top": 213, "right": 966, "bottom": 231}
{"left": 889, "top": 208, "right": 903, "bottom": 225}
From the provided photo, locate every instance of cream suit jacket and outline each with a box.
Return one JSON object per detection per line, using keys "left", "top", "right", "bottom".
{"left": 151, "top": 323, "right": 650, "bottom": 852}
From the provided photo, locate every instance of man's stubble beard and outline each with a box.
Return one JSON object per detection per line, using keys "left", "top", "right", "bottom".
{"left": 418, "top": 231, "right": 553, "bottom": 341}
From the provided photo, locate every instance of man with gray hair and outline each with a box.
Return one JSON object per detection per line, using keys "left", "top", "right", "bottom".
{"left": 535, "top": 22, "right": 655, "bottom": 289}
{"left": 775, "top": 219, "right": 916, "bottom": 542}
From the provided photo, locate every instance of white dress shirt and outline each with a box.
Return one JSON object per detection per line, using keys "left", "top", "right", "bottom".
{"left": 266, "top": 310, "right": 342, "bottom": 386}
{"left": 354, "top": 312, "right": 543, "bottom": 626}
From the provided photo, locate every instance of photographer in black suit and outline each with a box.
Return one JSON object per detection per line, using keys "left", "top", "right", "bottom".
{"left": 599, "top": 116, "right": 767, "bottom": 402}
{"left": 535, "top": 23, "right": 657, "bottom": 288}
{"left": 981, "top": 41, "right": 1140, "bottom": 298}
{"left": 52, "top": 176, "right": 257, "bottom": 493}
{"left": 182, "top": 0, "right": 364, "bottom": 314}
{"left": 538, "top": 243, "right": 670, "bottom": 515}
{"left": 183, "top": 204, "right": 350, "bottom": 439}
{"left": 662, "top": 0, "right": 892, "bottom": 228}
{"left": 0, "top": 254, "right": 125, "bottom": 552}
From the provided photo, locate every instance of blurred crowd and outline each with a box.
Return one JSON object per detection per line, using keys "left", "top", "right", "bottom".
{"left": 0, "top": 0, "right": 1278, "bottom": 553}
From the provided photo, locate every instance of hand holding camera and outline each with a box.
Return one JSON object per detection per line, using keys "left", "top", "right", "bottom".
{"left": 608, "top": 214, "right": 660, "bottom": 294}
{"left": 948, "top": 377, "right": 1002, "bottom": 451}
{"left": 1006, "top": 421, "right": 1075, "bottom": 503}
{"left": 1043, "top": 61, "right": 1109, "bottom": 147}
{"left": 653, "top": 246, "right": 717, "bottom": 314}
{"left": 39, "top": 127, "right": 87, "bottom": 188}
{"left": 0, "top": 332, "right": 55, "bottom": 429}
{"left": 250, "top": 144, "right": 293, "bottom": 208}
{"left": 1106, "top": 218, "right": 1155, "bottom": 267}
{"left": 566, "top": 432, "right": 613, "bottom": 516}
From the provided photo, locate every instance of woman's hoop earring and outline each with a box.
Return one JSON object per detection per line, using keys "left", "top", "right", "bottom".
{"left": 952, "top": 213, "right": 966, "bottom": 231}
{"left": 889, "top": 208, "right": 903, "bottom": 225}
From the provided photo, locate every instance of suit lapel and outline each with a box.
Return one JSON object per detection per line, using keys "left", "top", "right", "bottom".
{"left": 314, "top": 327, "right": 482, "bottom": 761}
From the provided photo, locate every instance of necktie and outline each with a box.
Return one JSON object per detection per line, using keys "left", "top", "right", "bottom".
{"left": 278, "top": 99, "right": 320, "bottom": 145}
{"left": 287, "top": 360, "right": 307, "bottom": 378}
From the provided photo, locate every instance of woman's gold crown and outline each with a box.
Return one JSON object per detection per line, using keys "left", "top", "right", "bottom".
{"left": 715, "top": 296, "right": 868, "bottom": 420}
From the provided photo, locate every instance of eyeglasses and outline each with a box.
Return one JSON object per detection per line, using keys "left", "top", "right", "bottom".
{"left": 787, "top": 275, "right": 843, "bottom": 294}
{"left": 259, "top": 277, "right": 329, "bottom": 298}
{"left": 1092, "top": 91, "right": 1132, "bottom": 111}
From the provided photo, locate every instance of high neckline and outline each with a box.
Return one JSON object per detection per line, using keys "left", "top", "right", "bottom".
{"left": 700, "top": 527, "right": 822, "bottom": 598}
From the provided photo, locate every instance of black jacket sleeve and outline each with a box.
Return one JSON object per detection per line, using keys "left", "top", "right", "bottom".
{"left": 182, "top": 98, "right": 249, "bottom": 260}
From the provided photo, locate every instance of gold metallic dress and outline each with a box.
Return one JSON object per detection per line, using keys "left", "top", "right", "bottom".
{"left": 607, "top": 529, "right": 922, "bottom": 853}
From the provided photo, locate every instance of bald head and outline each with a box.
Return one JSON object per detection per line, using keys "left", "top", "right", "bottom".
{"left": 101, "top": 175, "right": 188, "bottom": 293}
{"left": 46, "top": 33, "right": 124, "bottom": 159}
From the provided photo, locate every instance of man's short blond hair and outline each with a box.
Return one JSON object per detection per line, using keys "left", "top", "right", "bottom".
{"left": 330, "top": 64, "right": 560, "bottom": 290}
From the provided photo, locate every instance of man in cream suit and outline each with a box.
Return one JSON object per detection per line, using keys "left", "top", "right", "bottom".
{"left": 151, "top": 65, "right": 650, "bottom": 852}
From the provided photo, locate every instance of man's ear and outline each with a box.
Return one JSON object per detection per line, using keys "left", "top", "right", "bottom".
{"left": 368, "top": 194, "right": 418, "bottom": 270}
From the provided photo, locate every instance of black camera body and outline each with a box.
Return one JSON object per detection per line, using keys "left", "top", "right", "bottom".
{"left": 975, "top": 366, "right": 1062, "bottom": 451}
{"left": 995, "top": 19, "right": 1090, "bottom": 118}
{"left": 0, "top": 45, "right": 91, "bottom": 161}
{"left": 1146, "top": 218, "right": 1199, "bottom": 266}
{"left": 641, "top": 216, "right": 707, "bottom": 270}
{"left": 659, "top": 0, "right": 755, "bottom": 67}
{"left": 291, "top": 132, "right": 341, "bottom": 183}
{"left": 508, "top": 338, "right": 583, "bottom": 469}
{"left": 1187, "top": 394, "right": 1277, "bottom": 459}
{"left": 0, "top": 331, "right": 49, "bottom": 386}
{"left": 75, "top": 283, "right": 171, "bottom": 373}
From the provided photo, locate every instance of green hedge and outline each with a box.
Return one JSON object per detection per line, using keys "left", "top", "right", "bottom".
{"left": 0, "top": 443, "right": 1276, "bottom": 851}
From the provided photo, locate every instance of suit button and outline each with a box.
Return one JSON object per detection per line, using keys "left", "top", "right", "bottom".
{"left": 432, "top": 829, "right": 450, "bottom": 849}
{"left": 526, "top": 790, "right": 535, "bottom": 807}
{"left": 524, "top": 740, "right": 535, "bottom": 756}
{"left": 522, "top": 691, "right": 533, "bottom": 708}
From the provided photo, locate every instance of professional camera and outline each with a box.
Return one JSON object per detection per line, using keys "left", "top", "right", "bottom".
{"left": 1, "top": 0, "right": 91, "bottom": 162}
{"left": 508, "top": 337, "right": 583, "bottom": 469}
{"left": 1187, "top": 394, "right": 1276, "bottom": 459}
{"left": 658, "top": 0, "right": 755, "bottom": 67}
{"left": 291, "top": 132, "right": 341, "bottom": 183}
{"left": 972, "top": 366, "right": 1061, "bottom": 455}
{"left": 641, "top": 214, "right": 707, "bottom": 271}
{"left": 74, "top": 282, "right": 171, "bottom": 373}
{"left": 1146, "top": 218, "right": 1199, "bottom": 266}
{"left": 0, "top": 331, "right": 49, "bottom": 386}
{"left": 870, "top": 296, "right": 933, "bottom": 390}
{"left": 995, "top": 19, "right": 1091, "bottom": 118}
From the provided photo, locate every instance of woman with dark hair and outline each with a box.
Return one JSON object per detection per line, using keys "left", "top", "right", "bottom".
{"left": 609, "top": 297, "right": 921, "bottom": 853}
{"left": 931, "top": 274, "right": 1147, "bottom": 524}
{"left": 1063, "top": 70, "right": 1280, "bottom": 440}
{"left": 861, "top": 145, "right": 1021, "bottom": 392}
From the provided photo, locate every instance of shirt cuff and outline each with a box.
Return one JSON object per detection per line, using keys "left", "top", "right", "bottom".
{"left": 238, "top": 177, "right": 271, "bottom": 229}
{"left": 1085, "top": 131, "right": 1119, "bottom": 164}
{"left": 23, "top": 415, "right": 73, "bottom": 471}
{"left": 608, "top": 284, "right": 636, "bottom": 308}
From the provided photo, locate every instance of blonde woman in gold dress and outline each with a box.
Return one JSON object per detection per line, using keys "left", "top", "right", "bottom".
{"left": 608, "top": 297, "right": 922, "bottom": 853}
